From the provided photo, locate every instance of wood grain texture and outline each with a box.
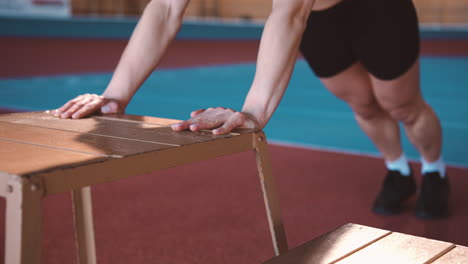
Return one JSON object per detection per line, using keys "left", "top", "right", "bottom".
{"left": 432, "top": 246, "right": 468, "bottom": 264}
{"left": 96, "top": 114, "right": 182, "bottom": 126}
{"left": 0, "top": 172, "right": 11, "bottom": 197}
{"left": 254, "top": 132, "right": 288, "bottom": 256}
{"left": 0, "top": 140, "right": 107, "bottom": 176}
{"left": 0, "top": 112, "right": 234, "bottom": 146}
{"left": 4, "top": 176, "right": 43, "bottom": 264}
{"left": 72, "top": 187, "right": 97, "bottom": 264}
{"left": 0, "top": 112, "right": 283, "bottom": 264}
{"left": 34, "top": 132, "right": 255, "bottom": 194}
{"left": 0, "top": 121, "right": 173, "bottom": 157}
{"left": 0, "top": 112, "right": 255, "bottom": 194}
{"left": 336, "top": 232, "right": 455, "bottom": 264}
{"left": 263, "top": 223, "right": 390, "bottom": 264}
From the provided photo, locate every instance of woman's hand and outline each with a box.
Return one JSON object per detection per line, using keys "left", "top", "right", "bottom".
{"left": 54, "top": 94, "right": 124, "bottom": 119}
{"left": 171, "top": 107, "right": 260, "bottom": 135}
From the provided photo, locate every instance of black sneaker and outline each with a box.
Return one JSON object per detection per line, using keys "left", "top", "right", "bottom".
{"left": 372, "top": 170, "right": 416, "bottom": 215}
{"left": 414, "top": 172, "right": 449, "bottom": 219}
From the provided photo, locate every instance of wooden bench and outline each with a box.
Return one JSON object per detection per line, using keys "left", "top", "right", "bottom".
{"left": 0, "top": 111, "right": 288, "bottom": 264}
{"left": 263, "top": 223, "right": 468, "bottom": 264}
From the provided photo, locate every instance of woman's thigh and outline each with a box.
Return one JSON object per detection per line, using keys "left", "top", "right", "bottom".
{"left": 370, "top": 59, "right": 425, "bottom": 122}
{"left": 319, "top": 62, "right": 379, "bottom": 116}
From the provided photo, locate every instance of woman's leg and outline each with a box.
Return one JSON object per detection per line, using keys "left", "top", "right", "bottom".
{"left": 319, "top": 62, "right": 418, "bottom": 215}
{"left": 319, "top": 62, "right": 404, "bottom": 162}
{"left": 370, "top": 59, "right": 448, "bottom": 219}
{"left": 370, "top": 59, "right": 442, "bottom": 163}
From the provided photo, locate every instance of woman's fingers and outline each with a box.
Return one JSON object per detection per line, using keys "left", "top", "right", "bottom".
{"left": 172, "top": 118, "right": 221, "bottom": 132}
{"left": 55, "top": 94, "right": 87, "bottom": 117}
{"left": 189, "top": 107, "right": 231, "bottom": 131}
{"left": 71, "top": 98, "right": 106, "bottom": 119}
{"left": 60, "top": 96, "right": 94, "bottom": 118}
{"left": 54, "top": 94, "right": 108, "bottom": 119}
{"left": 190, "top": 109, "right": 205, "bottom": 118}
{"left": 172, "top": 107, "right": 222, "bottom": 131}
{"left": 172, "top": 107, "right": 258, "bottom": 134}
{"left": 171, "top": 120, "right": 191, "bottom": 131}
{"left": 212, "top": 112, "right": 253, "bottom": 135}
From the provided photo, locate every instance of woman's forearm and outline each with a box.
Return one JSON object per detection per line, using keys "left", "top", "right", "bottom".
{"left": 103, "top": 0, "right": 189, "bottom": 107}
{"left": 242, "top": 1, "right": 314, "bottom": 129}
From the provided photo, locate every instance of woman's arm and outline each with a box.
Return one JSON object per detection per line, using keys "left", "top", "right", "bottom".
{"left": 172, "top": 0, "right": 315, "bottom": 134}
{"left": 55, "top": 0, "right": 190, "bottom": 119}
{"left": 241, "top": 0, "right": 315, "bottom": 129}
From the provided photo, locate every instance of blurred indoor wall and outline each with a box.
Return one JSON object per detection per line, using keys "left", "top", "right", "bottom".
{"left": 71, "top": 0, "right": 468, "bottom": 25}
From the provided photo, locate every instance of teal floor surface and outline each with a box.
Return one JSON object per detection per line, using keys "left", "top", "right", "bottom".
{"left": 1, "top": 57, "right": 467, "bottom": 166}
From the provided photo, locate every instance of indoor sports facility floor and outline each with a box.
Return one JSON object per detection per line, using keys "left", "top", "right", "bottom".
{"left": 0, "top": 17, "right": 467, "bottom": 264}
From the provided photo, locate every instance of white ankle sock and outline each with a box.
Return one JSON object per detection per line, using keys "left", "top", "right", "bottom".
{"left": 421, "top": 156, "right": 446, "bottom": 178}
{"left": 385, "top": 153, "right": 411, "bottom": 176}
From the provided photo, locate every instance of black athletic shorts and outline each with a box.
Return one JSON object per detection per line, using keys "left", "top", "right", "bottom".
{"left": 299, "top": 0, "right": 420, "bottom": 80}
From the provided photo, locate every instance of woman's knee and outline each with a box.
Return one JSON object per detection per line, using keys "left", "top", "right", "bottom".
{"left": 351, "top": 100, "right": 386, "bottom": 121}
{"left": 383, "top": 100, "right": 426, "bottom": 125}
{"left": 324, "top": 83, "right": 384, "bottom": 120}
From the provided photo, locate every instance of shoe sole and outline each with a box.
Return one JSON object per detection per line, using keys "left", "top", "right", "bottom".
{"left": 372, "top": 204, "right": 403, "bottom": 215}
{"left": 372, "top": 188, "right": 416, "bottom": 216}
{"left": 414, "top": 209, "right": 449, "bottom": 220}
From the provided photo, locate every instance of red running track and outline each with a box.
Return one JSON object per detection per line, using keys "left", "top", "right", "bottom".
{"left": 1, "top": 37, "right": 468, "bottom": 77}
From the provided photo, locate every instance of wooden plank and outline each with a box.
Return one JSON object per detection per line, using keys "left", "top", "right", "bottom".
{"left": 254, "top": 132, "right": 288, "bottom": 256}
{"left": 0, "top": 172, "right": 11, "bottom": 197}
{"left": 0, "top": 112, "right": 235, "bottom": 146}
{"left": 99, "top": 114, "right": 256, "bottom": 135}
{"left": 263, "top": 223, "right": 391, "bottom": 264}
{"left": 0, "top": 140, "right": 107, "bottom": 176}
{"left": 0, "top": 112, "right": 181, "bottom": 126}
{"left": 72, "top": 187, "right": 97, "bottom": 264}
{"left": 98, "top": 114, "right": 255, "bottom": 135}
{"left": 336, "top": 232, "right": 455, "bottom": 264}
{"left": 0, "top": 111, "right": 53, "bottom": 122}
{"left": 96, "top": 113, "right": 182, "bottom": 126}
{"left": 4, "top": 175, "right": 43, "bottom": 264}
{"left": 35, "top": 132, "right": 255, "bottom": 195}
{"left": 432, "top": 245, "right": 468, "bottom": 264}
{"left": 0, "top": 111, "right": 163, "bottom": 131}
{"left": 0, "top": 121, "right": 173, "bottom": 157}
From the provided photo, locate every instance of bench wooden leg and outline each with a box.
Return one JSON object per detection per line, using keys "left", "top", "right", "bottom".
{"left": 254, "top": 132, "right": 288, "bottom": 256}
{"left": 5, "top": 176, "right": 43, "bottom": 264}
{"left": 72, "top": 186, "right": 97, "bottom": 264}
